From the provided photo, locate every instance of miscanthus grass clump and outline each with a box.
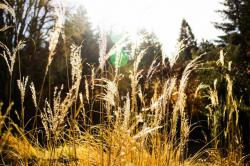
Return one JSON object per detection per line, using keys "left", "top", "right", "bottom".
{"left": 0, "top": 1, "right": 246, "bottom": 166}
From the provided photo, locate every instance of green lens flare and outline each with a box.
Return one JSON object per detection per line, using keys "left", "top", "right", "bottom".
{"left": 109, "top": 48, "right": 129, "bottom": 67}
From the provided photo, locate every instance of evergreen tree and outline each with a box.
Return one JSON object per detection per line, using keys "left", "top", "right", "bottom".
{"left": 136, "top": 29, "right": 162, "bottom": 69}
{"left": 215, "top": 0, "right": 241, "bottom": 33}
{"left": 215, "top": 0, "right": 250, "bottom": 49}
{"left": 177, "top": 19, "right": 197, "bottom": 61}
{"left": 178, "top": 19, "right": 196, "bottom": 46}
{"left": 240, "top": 0, "right": 250, "bottom": 49}
{"left": 64, "top": 6, "right": 99, "bottom": 66}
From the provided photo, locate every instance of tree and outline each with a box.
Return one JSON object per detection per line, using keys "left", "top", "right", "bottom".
{"left": 178, "top": 19, "right": 196, "bottom": 45}
{"left": 64, "top": 6, "right": 99, "bottom": 69}
{"left": 0, "top": 0, "right": 57, "bottom": 102}
{"left": 134, "top": 29, "right": 163, "bottom": 69}
{"left": 0, "top": 0, "right": 56, "bottom": 47}
{"left": 215, "top": 0, "right": 250, "bottom": 50}
{"left": 177, "top": 19, "right": 197, "bottom": 61}
{"left": 0, "top": 0, "right": 59, "bottom": 130}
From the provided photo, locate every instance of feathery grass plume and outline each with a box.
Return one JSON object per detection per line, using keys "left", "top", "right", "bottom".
{"left": 30, "top": 81, "right": 41, "bottom": 132}
{"left": 151, "top": 99, "right": 162, "bottom": 127}
{"left": 210, "top": 79, "right": 219, "bottom": 107}
{"left": 41, "top": 83, "right": 80, "bottom": 142}
{"left": 69, "top": 43, "right": 83, "bottom": 157}
{"left": 133, "top": 126, "right": 162, "bottom": 140}
{"left": 90, "top": 66, "right": 95, "bottom": 90}
{"left": 30, "top": 82, "right": 38, "bottom": 109}
{"left": 85, "top": 77, "right": 90, "bottom": 103}
{"left": 17, "top": 76, "right": 29, "bottom": 105}
{"left": 38, "top": 1, "right": 65, "bottom": 106}
{"left": 45, "top": 1, "right": 65, "bottom": 74}
{"left": 161, "top": 78, "right": 177, "bottom": 129}
{"left": 41, "top": 44, "right": 82, "bottom": 144}
{"left": 225, "top": 74, "right": 233, "bottom": 107}
{"left": 217, "top": 49, "right": 225, "bottom": 67}
{"left": 171, "top": 55, "right": 202, "bottom": 162}
{"left": 162, "top": 78, "right": 177, "bottom": 107}
{"left": 0, "top": 41, "right": 25, "bottom": 76}
{"left": 41, "top": 100, "right": 51, "bottom": 140}
{"left": 169, "top": 40, "right": 186, "bottom": 67}
{"left": 70, "top": 44, "right": 82, "bottom": 84}
{"left": 130, "top": 50, "right": 146, "bottom": 112}
{"left": 196, "top": 79, "right": 221, "bottom": 148}
{"left": 195, "top": 55, "right": 242, "bottom": 160}
{"left": 97, "top": 78, "right": 118, "bottom": 108}
{"left": 225, "top": 74, "right": 242, "bottom": 154}
{"left": 98, "top": 29, "right": 107, "bottom": 71}
{"left": 147, "top": 57, "right": 161, "bottom": 80}
{"left": 17, "top": 76, "right": 29, "bottom": 128}
{"left": 171, "top": 55, "right": 201, "bottom": 135}
{"left": 172, "top": 54, "right": 202, "bottom": 113}
{"left": 149, "top": 80, "right": 163, "bottom": 127}
{"left": 133, "top": 50, "right": 146, "bottom": 72}
{"left": 122, "top": 93, "right": 131, "bottom": 130}
{"left": 41, "top": 86, "right": 63, "bottom": 141}
{"left": 95, "top": 78, "right": 119, "bottom": 124}
{"left": 194, "top": 83, "right": 210, "bottom": 99}
{"left": 152, "top": 79, "right": 160, "bottom": 101}
{"left": 143, "top": 78, "right": 177, "bottom": 128}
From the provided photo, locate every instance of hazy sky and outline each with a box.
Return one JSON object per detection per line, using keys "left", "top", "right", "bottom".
{"left": 66, "top": 0, "right": 224, "bottom": 56}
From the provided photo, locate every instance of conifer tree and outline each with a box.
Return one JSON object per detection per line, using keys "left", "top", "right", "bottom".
{"left": 177, "top": 19, "right": 197, "bottom": 61}
{"left": 178, "top": 19, "right": 196, "bottom": 46}
{"left": 215, "top": 0, "right": 250, "bottom": 49}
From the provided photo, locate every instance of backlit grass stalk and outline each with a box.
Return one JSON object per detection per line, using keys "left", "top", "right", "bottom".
{"left": 171, "top": 55, "right": 202, "bottom": 163}
{"left": 0, "top": 41, "right": 25, "bottom": 104}
{"left": 17, "top": 76, "right": 29, "bottom": 129}
{"left": 130, "top": 50, "right": 145, "bottom": 113}
{"left": 40, "top": 44, "right": 82, "bottom": 162}
{"left": 196, "top": 51, "right": 243, "bottom": 162}
{"left": 38, "top": 2, "right": 65, "bottom": 106}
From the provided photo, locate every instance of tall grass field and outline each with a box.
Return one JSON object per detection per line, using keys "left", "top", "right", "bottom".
{"left": 0, "top": 1, "right": 249, "bottom": 166}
